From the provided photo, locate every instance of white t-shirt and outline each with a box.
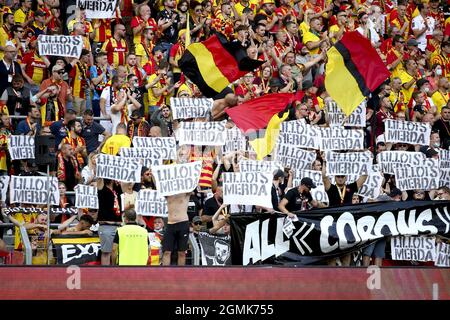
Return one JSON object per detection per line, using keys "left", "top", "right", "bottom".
{"left": 411, "top": 15, "right": 435, "bottom": 52}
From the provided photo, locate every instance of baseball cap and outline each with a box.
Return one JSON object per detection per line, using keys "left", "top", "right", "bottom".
{"left": 301, "top": 177, "right": 317, "bottom": 189}
{"left": 425, "top": 147, "right": 438, "bottom": 158}
{"left": 192, "top": 216, "right": 202, "bottom": 224}
{"left": 389, "top": 187, "right": 402, "bottom": 198}
{"left": 273, "top": 169, "right": 288, "bottom": 180}
{"left": 269, "top": 78, "right": 283, "bottom": 88}
{"left": 34, "top": 10, "right": 46, "bottom": 17}
{"left": 406, "top": 38, "right": 419, "bottom": 46}
{"left": 416, "top": 78, "right": 429, "bottom": 89}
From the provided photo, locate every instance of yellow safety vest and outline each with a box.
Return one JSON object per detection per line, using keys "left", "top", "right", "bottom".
{"left": 117, "top": 224, "right": 149, "bottom": 266}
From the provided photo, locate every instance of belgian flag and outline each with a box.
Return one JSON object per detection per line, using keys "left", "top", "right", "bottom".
{"left": 225, "top": 93, "right": 297, "bottom": 160}
{"left": 325, "top": 31, "right": 390, "bottom": 116}
{"left": 179, "top": 34, "right": 264, "bottom": 98}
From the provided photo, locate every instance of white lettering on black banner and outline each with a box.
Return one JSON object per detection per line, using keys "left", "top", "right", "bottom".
{"left": 325, "top": 151, "right": 372, "bottom": 175}
{"left": 395, "top": 159, "right": 440, "bottom": 191}
{"left": 326, "top": 100, "right": 366, "bottom": 127}
{"left": 384, "top": 119, "right": 431, "bottom": 146}
{"left": 152, "top": 161, "right": 202, "bottom": 196}
{"left": 376, "top": 151, "right": 426, "bottom": 175}
{"left": 76, "top": 0, "right": 118, "bottom": 19}
{"left": 391, "top": 236, "right": 436, "bottom": 262}
{"left": 10, "top": 176, "right": 59, "bottom": 205}
{"left": 319, "top": 127, "right": 364, "bottom": 151}
{"left": 223, "top": 172, "right": 272, "bottom": 208}
{"left": 135, "top": 190, "right": 168, "bottom": 217}
{"left": 38, "top": 35, "right": 83, "bottom": 58}
{"left": 8, "top": 135, "right": 35, "bottom": 160}
{"left": 74, "top": 184, "right": 98, "bottom": 209}
{"left": 176, "top": 121, "right": 226, "bottom": 146}
{"left": 96, "top": 154, "right": 142, "bottom": 183}
{"left": 170, "top": 97, "right": 213, "bottom": 120}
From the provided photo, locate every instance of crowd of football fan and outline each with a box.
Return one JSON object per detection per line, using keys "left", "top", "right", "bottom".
{"left": 0, "top": 0, "right": 449, "bottom": 266}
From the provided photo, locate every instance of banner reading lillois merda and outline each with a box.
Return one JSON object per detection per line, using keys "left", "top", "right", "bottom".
{"left": 135, "top": 189, "right": 168, "bottom": 217}
{"left": 384, "top": 119, "right": 431, "bottom": 146}
{"left": 9, "top": 176, "right": 60, "bottom": 206}
{"left": 132, "top": 136, "right": 177, "bottom": 160}
{"left": 0, "top": 176, "right": 10, "bottom": 202}
{"left": 170, "top": 97, "right": 213, "bottom": 120}
{"left": 326, "top": 100, "right": 366, "bottom": 127}
{"left": 395, "top": 159, "right": 440, "bottom": 191}
{"left": 38, "top": 35, "right": 83, "bottom": 58}
{"left": 7, "top": 135, "right": 34, "bottom": 160}
{"left": 119, "top": 147, "right": 164, "bottom": 168}
{"left": 239, "top": 160, "right": 283, "bottom": 174}
{"left": 223, "top": 172, "right": 272, "bottom": 208}
{"left": 176, "top": 120, "right": 226, "bottom": 146}
{"left": 74, "top": 184, "right": 98, "bottom": 209}
{"left": 76, "top": 0, "right": 118, "bottom": 19}
{"left": 96, "top": 154, "right": 142, "bottom": 183}
{"left": 376, "top": 151, "right": 426, "bottom": 175}
{"left": 278, "top": 119, "right": 320, "bottom": 150}
{"left": 325, "top": 151, "right": 373, "bottom": 176}
{"left": 229, "top": 200, "right": 450, "bottom": 265}
{"left": 152, "top": 161, "right": 202, "bottom": 196}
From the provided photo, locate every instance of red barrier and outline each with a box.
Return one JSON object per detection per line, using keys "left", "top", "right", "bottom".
{"left": 0, "top": 267, "right": 448, "bottom": 300}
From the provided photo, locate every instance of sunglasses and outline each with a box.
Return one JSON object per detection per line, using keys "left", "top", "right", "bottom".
{"left": 194, "top": 222, "right": 202, "bottom": 225}
{"left": 54, "top": 70, "right": 65, "bottom": 74}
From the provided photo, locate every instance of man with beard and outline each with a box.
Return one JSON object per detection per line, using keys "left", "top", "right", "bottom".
{"left": 433, "top": 105, "right": 450, "bottom": 149}
{"left": 101, "top": 24, "right": 128, "bottom": 67}
{"left": 61, "top": 119, "right": 87, "bottom": 168}
{"left": 157, "top": 0, "right": 180, "bottom": 57}
{"left": 15, "top": 104, "right": 41, "bottom": 135}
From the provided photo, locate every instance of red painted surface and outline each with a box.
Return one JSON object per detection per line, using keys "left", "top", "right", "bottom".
{"left": 0, "top": 267, "right": 448, "bottom": 300}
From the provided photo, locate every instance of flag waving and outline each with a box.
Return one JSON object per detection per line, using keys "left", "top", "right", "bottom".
{"left": 179, "top": 34, "right": 264, "bottom": 98}
{"left": 325, "top": 31, "right": 390, "bottom": 116}
{"left": 225, "top": 93, "right": 297, "bottom": 160}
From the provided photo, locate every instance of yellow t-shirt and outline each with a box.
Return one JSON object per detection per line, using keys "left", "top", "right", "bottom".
{"left": 234, "top": 0, "right": 258, "bottom": 17}
{"left": 299, "top": 21, "right": 310, "bottom": 37}
{"left": 328, "top": 24, "right": 341, "bottom": 43}
{"left": 101, "top": 134, "right": 132, "bottom": 155}
{"left": 431, "top": 91, "right": 449, "bottom": 113}
{"left": 0, "top": 25, "right": 8, "bottom": 60}
{"left": 399, "top": 71, "right": 415, "bottom": 105}
{"left": 135, "top": 43, "right": 150, "bottom": 66}
{"left": 13, "top": 8, "right": 27, "bottom": 25}
{"left": 302, "top": 31, "right": 321, "bottom": 55}
{"left": 147, "top": 73, "right": 169, "bottom": 106}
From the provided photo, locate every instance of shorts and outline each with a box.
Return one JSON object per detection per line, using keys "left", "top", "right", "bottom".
{"left": 162, "top": 220, "right": 190, "bottom": 252}
{"left": 363, "top": 239, "right": 386, "bottom": 259}
{"left": 98, "top": 225, "right": 118, "bottom": 253}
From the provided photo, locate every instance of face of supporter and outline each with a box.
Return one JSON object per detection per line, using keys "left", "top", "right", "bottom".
{"left": 127, "top": 55, "right": 137, "bottom": 66}
{"left": 30, "top": 107, "right": 41, "bottom": 120}
{"left": 142, "top": 170, "right": 152, "bottom": 183}
{"left": 97, "top": 55, "right": 108, "bottom": 66}
{"left": 420, "top": 4, "right": 429, "bottom": 16}
{"left": 310, "top": 19, "right": 322, "bottom": 32}
{"left": 140, "top": 5, "right": 151, "bottom": 19}
{"left": 392, "top": 78, "right": 402, "bottom": 91}
{"left": 74, "top": 121, "right": 82, "bottom": 135}
{"left": 285, "top": 53, "right": 295, "bottom": 65}
{"left": 144, "top": 28, "right": 155, "bottom": 40}
{"left": 161, "top": 107, "right": 171, "bottom": 119}
{"left": 194, "top": 5, "right": 203, "bottom": 16}
{"left": 87, "top": 210, "right": 98, "bottom": 222}
{"left": 58, "top": 183, "right": 66, "bottom": 195}
{"left": 165, "top": 0, "right": 176, "bottom": 9}
{"left": 396, "top": 143, "right": 408, "bottom": 150}
{"left": 52, "top": 68, "right": 64, "bottom": 81}
{"left": 243, "top": 74, "right": 254, "bottom": 85}
{"left": 295, "top": 104, "right": 308, "bottom": 119}
{"left": 116, "top": 25, "right": 126, "bottom": 38}
{"left": 37, "top": 214, "right": 47, "bottom": 224}
{"left": 430, "top": 133, "right": 441, "bottom": 147}
{"left": 281, "top": 65, "right": 292, "bottom": 78}
{"left": 12, "top": 78, "right": 24, "bottom": 90}
{"left": 24, "top": 0, "right": 32, "bottom": 8}
{"left": 154, "top": 218, "right": 164, "bottom": 231}
{"left": 276, "top": 31, "right": 287, "bottom": 43}
{"left": 397, "top": 5, "right": 406, "bottom": 18}
{"left": 149, "top": 126, "right": 162, "bottom": 137}
{"left": 215, "top": 186, "right": 223, "bottom": 201}
{"left": 179, "top": 2, "right": 188, "bottom": 12}
{"left": 422, "top": 113, "right": 434, "bottom": 124}
{"left": 312, "top": 160, "right": 322, "bottom": 171}
{"left": 337, "top": 12, "right": 348, "bottom": 25}
{"left": 222, "top": 4, "right": 231, "bottom": 15}
{"left": 335, "top": 175, "right": 346, "bottom": 186}
{"left": 351, "top": 194, "right": 360, "bottom": 204}
{"left": 396, "top": 112, "right": 406, "bottom": 121}
{"left": 177, "top": 146, "right": 190, "bottom": 163}
{"left": 436, "top": 189, "right": 450, "bottom": 200}
{"left": 262, "top": 67, "right": 271, "bottom": 78}
{"left": 441, "top": 108, "right": 450, "bottom": 121}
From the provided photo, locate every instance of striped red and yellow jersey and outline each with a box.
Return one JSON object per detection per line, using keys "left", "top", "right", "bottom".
{"left": 102, "top": 37, "right": 128, "bottom": 67}
{"left": 70, "top": 62, "right": 89, "bottom": 99}
{"left": 93, "top": 19, "right": 112, "bottom": 43}
{"left": 22, "top": 51, "right": 47, "bottom": 84}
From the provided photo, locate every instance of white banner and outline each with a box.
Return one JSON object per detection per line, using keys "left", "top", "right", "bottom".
{"left": 132, "top": 137, "right": 177, "bottom": 160}
{"left": 435, "top": 242, "right": 450, "bottom": 267}
{"left": 356, "top": 165, "right": 383, "bottom": 199}
{"left": 176, "top": 121, "right": 226, "bottom": 146}
{"left": 439, "top": 149, "right": 450, "bottom": 169}
{"left": 278, "top": 120, "right": 320, "bottom": 149}
{"left": 38, "top": 35, "right": 83, "bottom": 58}
{"left": 77, "top": 0, "right": 118, "bottom": 19}
{"left": 96, "top": 154, "right": 142, "bottom": 183}
{"left": 384, "top": 119, "right": 431, "bottom": 146}
{"left": 152, "top": 161, "right": 202, "bottom": 196}
{"left": 439, "top": 169, "right": 450, "bottom": 188}
{"left": 223, "top": 172, "right": 272, "bottom": 208}
{"left": 319, "top": 127, "right": 364, "bottom": 151}
{"left": 326, "top": 100, "right": 366, "bottom": 127}
{"left": 119, "top": 147, "right": 163, "bottom": 168}
{"left": 391, "top": 236, "right": 436, "bottom": 262}
{"left": 135, "top": 189, "right": 168, "bottom": 217}
{"left": 376, "top": 151, "right": 426, "bottom": 175}
{"left": 325, "top": 151, "right": 372, "bottom": 176}
{"left": 9, "top": 176, "right": 59, "bottom": 205}
{"left": 7, "top": 135, "right": 34, "bottom": 160}
{"left": 170, "top": 97, "right": 213, "bottom": 120}
{"left": 222, "top": 127, "right": 248, "bottom": 154}
{"left": 239, "top": 160, "right": 283, "bottom": 174}
{"left": 0, "top": 176, "right": 9, "bottom": 202}
{"left": 275, "top": 144, "right": 316, "bottom": 170}
{"left": 395, "top": 159, "right": 440, "bottom": 191}
{"left": 74, "top": 184, "right": 98, "bottom": 209}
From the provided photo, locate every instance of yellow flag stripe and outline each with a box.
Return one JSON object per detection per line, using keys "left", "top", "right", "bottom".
{"left": 325, "top": 46, "right": 365, "bottom": 116}
{"left": 187, "top": 43, "right": 229, "bottom": 93}
{"left": 52, "top": 237, "right": 100, "bottom": 244}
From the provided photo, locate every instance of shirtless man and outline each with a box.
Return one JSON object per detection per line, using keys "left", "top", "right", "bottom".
{"left": 162, "top": 145, "right": 194, "bottom": 266}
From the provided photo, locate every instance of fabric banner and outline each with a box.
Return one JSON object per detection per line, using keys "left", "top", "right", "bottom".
{"left": 38, "top": 35, "right": 83, "bottom": 58}
{"left": 223, "top": 172, "right": 272, "bottom": 208}
{"left": 325, "top": 151, "right": 372, "bottom": 176}
{"left": 152, "top": 161, "right": 202, "bottom": 196}
{"left": 9, "top": 176, "right": 59, "bottom": 206}
{"left": 278, "top": 120, "right": 320, "bottom": 150}
{"left": 170, "top": 97, "right": 213, "bottom": 120}
{"left": 7, "top": 135, "right": 34, "bottom": 160}
{"left": 135, "top": 189, "right": 168, "bottom": 217}
{"left": 53, "top": 235, "right": 101, "bottom": 265}
{"left": 0, "top": 176, "right": 9, "bottom": 202}
{"left": 132, "top": 137, "right": 177, "bottom": 159}
{"left": 176, "top": 120, "right": 226, "bottom": 146}
{"left": 77, "top": 0, "right": 118, "bottom": 19}
{"left": 319, "top": 127, "right": 364, "bottom": 151}
{"left": 376, "top": 151, "right": 426, "bottom": 175}
{"left": 384, "top": 119, "right": 431, "bottom": 146}
{"left": 435, "top": 242, "right": 450, "bottom": 267}
{"left": 230, "top": 201, "right": 450, "bottom": 265}
{"left": 439, "top": 149, "right": 450, "bottom": 169}
{"left": 222, "top": 127, "right": 248, "bottom": 154}
{"left": 74, "top": 184, "right": 98, "bottom": 209}
{"left": 119, "top": 147, "right": 164, "bottom": 168}
{"left": 96, "top": 154, "right": 142, "bottom": 183}
{"left": 3, "top": 207, "right": 77, "bottom": 215}
{"left": 275, "top": 144, "right": 317, "bottom": 170}
{"left": 198, "top": 232, "right": 232, "bottom": 266}
{"left": 326, "top": 100, "right": 366, "bottom": 127}
{"left": 390, "top": 236, "right": 436, "bottom": 262}
{"left": 440, "top": 169, "right": 450, "bottom": 188}
{"left": 395, "top": 159, "right": 440, "bottom": 191}
{"left": 239, "top": 160, "right": 283, "bottom": 174}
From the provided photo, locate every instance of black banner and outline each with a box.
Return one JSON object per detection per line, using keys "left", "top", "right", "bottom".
{"left": 4, "top": 207, "right": 77, "bottom": 215}
{"left": 53, "top": 235, "right": 101, "bottom": 265}
{"left": 230, "top": 201, "right": 450, "bottom": 265}
{"left": 198, "top": 232, "right": 232, "bottom": 266}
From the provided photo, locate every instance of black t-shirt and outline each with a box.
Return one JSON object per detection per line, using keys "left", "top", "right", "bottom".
{"left": 98, "top": 186, "right": 122, "bottom": 222}
{"left": 283, "top": 188, "right": 313, "bottom": 212}
{"left": 157, "top": 9, "right": 180, "bottom": 44}
{"left": 203, "top": 197, "right": 222, "bottom": 229}
{"left": 63, "top": 158, "right": 77, "bottom": 191}
{"left": 326, "top": 182, "right": 358, "bottom": 207}
{"left": 81, "top": 121, "right": 105, "bottom": 153}
{"left": 271, "top": 183, "right": 286, "bottom": 211}
{"left": 433, "top": 119, "right": 450, "bottom": 149}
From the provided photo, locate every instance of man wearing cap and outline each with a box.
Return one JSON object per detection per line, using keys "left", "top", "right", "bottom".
{"left": 278, "top": 177, "right": 325, "bottom": 217}
{"left": 50, "top": 108, "right": 77, "bottom": 149}
{"left": 127, "top": 109, "right": 151, "bottom": 139}
{"left": 30, "top": 10, "right": 47, "bottom": 37}
{"left": 39, "top": 64, "right": 71, "bottom": 114}
{"left": 411, "top": 3, "right": 435, "bottom": 52}
{"left": 258, "top": 0, "right": 278, "bottom": 32}
{"left": 271, "top": 169, "right": 287, "bottom": 211}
